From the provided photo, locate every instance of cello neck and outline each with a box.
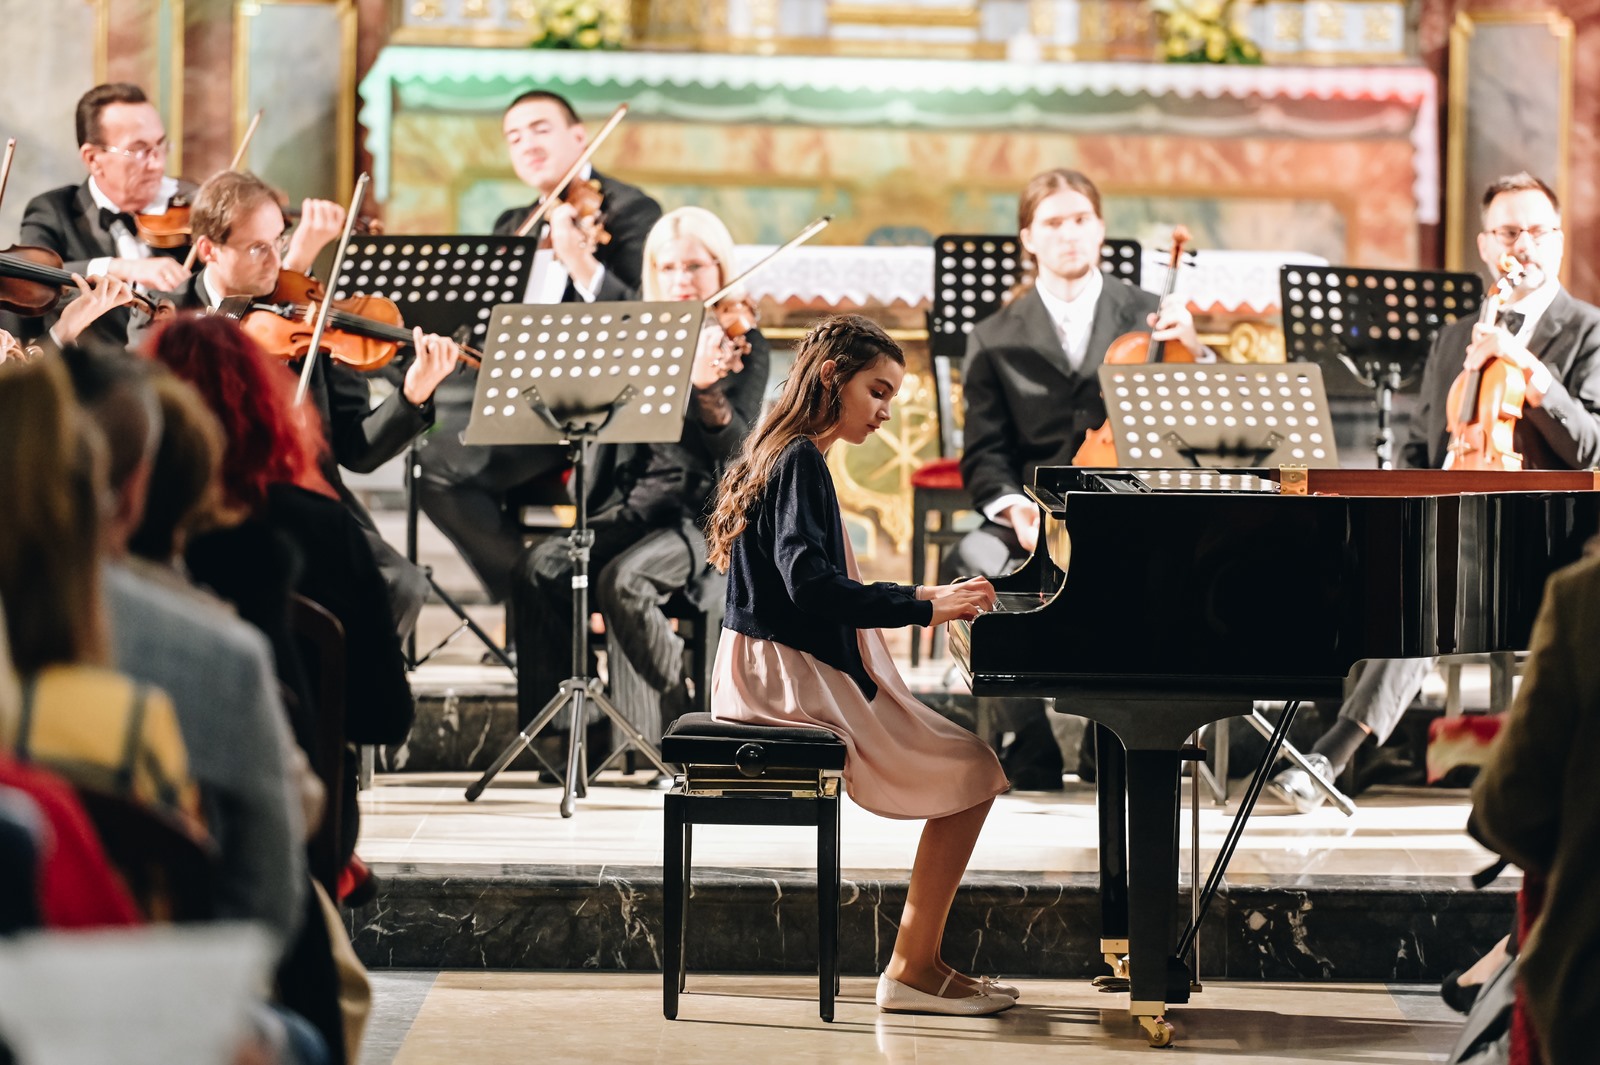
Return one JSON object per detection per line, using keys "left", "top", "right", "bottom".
{"left": 1147, "top": 225, "right": 1191, "bottom": 362}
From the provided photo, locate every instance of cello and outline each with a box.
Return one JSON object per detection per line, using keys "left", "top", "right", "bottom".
{"left": 1072, "top": 226, "right": 1197, "bottom": 467}
{"left": 1442, "top": 255, "right": 1528, "bottom": 472}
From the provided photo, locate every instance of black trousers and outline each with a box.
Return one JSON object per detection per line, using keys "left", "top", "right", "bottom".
{"left": 513, "top": 515, "right": 698, "bottom": 745}
{"left": 416, "top": 392, "right": 567, "bottom": 603}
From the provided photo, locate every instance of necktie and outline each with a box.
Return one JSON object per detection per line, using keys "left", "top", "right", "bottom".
{"left": 1499, "top": 310, "right": 1526, "bottom": 337}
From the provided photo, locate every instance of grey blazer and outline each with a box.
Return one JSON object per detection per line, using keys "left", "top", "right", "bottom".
{"left": 1402, "top": 288, "right": 1600, "bottom": 470}
{"left": 959, "top": 279, "right": 1159, "bottom": 514}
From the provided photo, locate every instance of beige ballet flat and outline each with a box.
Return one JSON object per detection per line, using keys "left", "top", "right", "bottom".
{"left": 876, "top": 973, "right": 1015, "bottom": 1016}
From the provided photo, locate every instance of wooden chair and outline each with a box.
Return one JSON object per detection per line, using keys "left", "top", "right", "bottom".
{"left": 291, "top": 594, "right": 347, "bottom": 900}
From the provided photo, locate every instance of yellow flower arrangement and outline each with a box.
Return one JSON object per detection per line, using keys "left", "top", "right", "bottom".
{"left": 1152, "top": 0, "right": 1262, "bottom": 63}
{"left": 527, "top": 0, "right": 627, "bottom": 49}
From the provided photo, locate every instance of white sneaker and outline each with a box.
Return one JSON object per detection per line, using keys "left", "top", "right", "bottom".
{"left": 876, "top": 973, "right": 1014, "bottom": 1016}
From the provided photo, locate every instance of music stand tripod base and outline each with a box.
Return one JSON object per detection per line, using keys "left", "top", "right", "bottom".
{"left": 462, "top": 301, "right": 704, "bottom": 816}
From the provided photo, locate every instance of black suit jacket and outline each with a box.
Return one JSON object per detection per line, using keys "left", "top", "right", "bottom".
{"left": 20, "top": 181, "right": 191, "bottom": 348}
{"left": 1401, "top": 288, "right": 1600, "bottom": 471}
{"left": 490, "top": 169, "right": 662, "bottom": 302}
{"left": 959, "top": 279, "right": 1160, "bottom": 513}
{"left": 165, "top": 270, "right": 433, "bottom": 506}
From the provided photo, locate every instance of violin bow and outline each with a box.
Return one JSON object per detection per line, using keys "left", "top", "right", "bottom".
{"left": 513, "top": 103, "right": 629, "bottom": 238}
{"left": 0, "top": 138, "right": 15, "bottom": 214}
{"left": 294, "top": 172, "right": 370, "bottom": 407}
{"left": 181, "top": 110, "right": 263, "bottom": 271}
{"left": 704, "top": 215, "right": 832, "bottom": 308}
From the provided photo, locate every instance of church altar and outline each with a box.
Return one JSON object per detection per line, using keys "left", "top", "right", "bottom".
{"left": 359, "top": 46, "right": 1436, "bottom": 267}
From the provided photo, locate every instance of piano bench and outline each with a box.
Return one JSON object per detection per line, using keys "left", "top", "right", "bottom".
{"left": 661, "top": 713, "right": 846, "bottom": 1023}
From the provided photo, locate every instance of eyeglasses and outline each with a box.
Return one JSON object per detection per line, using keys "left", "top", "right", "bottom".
{"left": 95, "top": 137, "right": 169, "bottom": 164}
{"left": 224, "top": 235, "right": 290, "bottom": 263}
{"left": 1486, "top": 225, "right": 1561, "bottom": 246}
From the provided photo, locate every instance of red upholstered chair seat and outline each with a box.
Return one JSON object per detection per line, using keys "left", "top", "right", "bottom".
{"left": 910, "top": 457, "right": 963, "bottom": 491}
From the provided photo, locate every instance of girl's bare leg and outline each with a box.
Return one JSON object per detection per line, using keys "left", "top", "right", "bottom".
{"left": 882, "top": 797, "right": 994, "bottom": 996}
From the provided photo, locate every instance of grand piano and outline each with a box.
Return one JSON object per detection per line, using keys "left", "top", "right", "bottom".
{"left": 951, "top": 465, "right": 1600, "bottom": 1046}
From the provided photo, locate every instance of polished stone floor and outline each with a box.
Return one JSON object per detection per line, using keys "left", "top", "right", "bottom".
{"left": 358, "top": 771, "right": 1499, "bottom": 884}
{"left": 360, "top": 972, "right": 1465, "bottom": 1064}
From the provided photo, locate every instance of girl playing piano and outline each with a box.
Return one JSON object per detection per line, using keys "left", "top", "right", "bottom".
{"left": 705, "top": 314, "right": 1015, "bottom": 1016}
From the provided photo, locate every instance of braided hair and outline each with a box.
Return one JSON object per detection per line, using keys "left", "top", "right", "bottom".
{"left": 706, "top": 314, "right": 902, "bottom": 570}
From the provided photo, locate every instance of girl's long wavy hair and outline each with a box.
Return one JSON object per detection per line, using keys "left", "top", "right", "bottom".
{"left": 144, "top": 314, "right": 335, "bottom": 514}
{"left": 706, "top": 314, "right": 902, "bottom": 570}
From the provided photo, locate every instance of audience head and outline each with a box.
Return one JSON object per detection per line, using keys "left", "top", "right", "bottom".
{"left": 642, "top": 207, "right": 738, "bottom": 303}
{"left": 1479, "top": 172, "right": 1563, "bottom": 290}
{"left": 502, "top": 89, "right": 587, "bottom": 194}
{"left": 0, "top": 357, "right": 112, "bottom": 673}
{"left": 59, "top": 345, "right": 162, "bottom": 558}
{"left": 191, "top": 171, "right": 289, "bottom": 299}
{"left": 1015, "top": 168, "right": 1106, "bottom": 294}
{"left": 129, "top": 372, "right": 236, "bottom": 565}
{"left": 76, "top": 82, "right": 168, "bottom": 214}
{"left": 706, "top": 315, "right": 902, "bottom": 569}
{"left": 144, "top": 315, "right": 333, "bottom": 513}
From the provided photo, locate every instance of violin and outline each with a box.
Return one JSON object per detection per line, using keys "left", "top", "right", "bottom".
{"left": 1073, "top": 226, "right": 1197, "bottom": 467}
{"left": 514, "top": 103, "right": 628, "bottom": 242}
{"left": 224, "top": 268, "right": 480, "bottom": 372}
{"left": 1443, "top": 255, "right": 1529, "bottom": 472}
{"left": 709, "top": 294, "right": 757, "bottom": 359}
{"left": 134, "top": 190, "right": 196, "bottom": 249}
{"left": 0, "top": 245, "right": 167, "bottom": 320}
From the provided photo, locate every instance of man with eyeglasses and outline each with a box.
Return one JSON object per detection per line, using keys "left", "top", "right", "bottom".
{"left": 160, "top": 169, "right": 463, "bottom": 638}
{"left": 18, "top": 83, "right": 345, "bottom": 349}
{"left": 1269, "top": 171, "right": 1600, "bottom": 814}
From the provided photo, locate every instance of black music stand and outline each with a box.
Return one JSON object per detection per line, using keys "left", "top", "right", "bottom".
{"left": 1280, "top": 265, "right": 1483, "bottom": 468}
{"left": 928, "top": 234, "right": 1142, "bottom": 356}
{"left": 329, "top": 235, "right": 541, "bottom": 669}
{"left": 463, "top": 301, "right": 703, "bottom": 818}
{"left": 1098, "top": 363, "right": 1341, "bottom": 468}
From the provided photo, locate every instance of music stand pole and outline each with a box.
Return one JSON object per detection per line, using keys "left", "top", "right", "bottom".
{"left": 459, "top": 299, "right": 702, "bottom": 816}
{"left": 465, "top": 393, "right": 674, "bottom": 814}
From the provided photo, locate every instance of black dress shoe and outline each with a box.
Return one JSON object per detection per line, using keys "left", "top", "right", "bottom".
{"left": 1440, "top": 969, "right": 1480, "bottom": 1014}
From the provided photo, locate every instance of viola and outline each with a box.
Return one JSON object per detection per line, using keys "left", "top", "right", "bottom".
{"left": 1443, "top": 255, "right": 1529, "bottom": 472}
{"left": 224, "top": 268, "right": 480, "bottom": 372}
{"left": 0, "top": 245, "right": 166, "bottom": 320}
{"left": 1073, "top": 226, "right": 1197, "bottom": 467}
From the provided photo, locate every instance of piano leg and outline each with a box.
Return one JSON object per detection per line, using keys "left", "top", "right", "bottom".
{"left": 1094, "top": 725, "right": 1129, "bottom": 980}
{"left": 1125, "top": 746, "right": 1188, "bottom": 1047}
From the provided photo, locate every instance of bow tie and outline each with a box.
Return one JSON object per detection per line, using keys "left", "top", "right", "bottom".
{"left": 99, "top": 207, "right": 135, "bottom": 233}
{"left": 1499, "top": 310, "right": 1526, "bottom": 336}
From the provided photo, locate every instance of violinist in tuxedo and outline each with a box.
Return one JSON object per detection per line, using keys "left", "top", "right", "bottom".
{"left": 1269, "top": 171, "right": 1600, "bottom": 815}
{"left": 417, "top": 88, "right": 664, "bottom": 624}
{"left": 159, "top": 169, "right": 463, "bottom": 637}
{"left": 19, "top": 83, "right": 343, "bottom": 350}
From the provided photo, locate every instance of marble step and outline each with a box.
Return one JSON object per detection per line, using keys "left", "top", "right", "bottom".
{"left": 344, "top": 864, "right": 1513, "bottom": 982}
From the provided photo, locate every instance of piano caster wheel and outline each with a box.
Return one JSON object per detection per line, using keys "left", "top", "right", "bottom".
{"left": 1138, "top": 1015, "right": 1174, "bottom": 1047}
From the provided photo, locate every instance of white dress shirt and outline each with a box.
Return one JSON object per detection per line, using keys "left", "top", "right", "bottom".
{"left": 86, "top": 175, "right": 180, "bottom": 278}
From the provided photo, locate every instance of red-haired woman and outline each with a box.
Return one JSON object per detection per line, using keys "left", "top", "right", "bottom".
{"left": 145, "top": 315, "right": 414, "bottom": 813}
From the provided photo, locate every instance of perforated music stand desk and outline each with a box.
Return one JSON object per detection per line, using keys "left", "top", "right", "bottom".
{"left": 1280, "top": 264, "right": 1483, "bottom": 467}
{"left": 1097, "top": 363, "right": 1340, "bottom": 469}
{"left": 464, "top": 300, "right": 706, "bottom": 818}
{"left": 330, "top": 234, "right": 542, "bottom": 351}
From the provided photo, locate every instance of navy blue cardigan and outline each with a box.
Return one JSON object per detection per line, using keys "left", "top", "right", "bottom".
{"left": 723, "top": 437, "right": 934, "bottom": 699}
